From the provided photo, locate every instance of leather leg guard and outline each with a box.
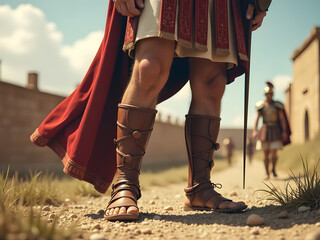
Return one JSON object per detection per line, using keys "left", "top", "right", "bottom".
{"left": 106, "top": 104, "right": 157, "bottom": 221}
{"left": 183, "top": 114, "right": 247, "bottom": 213}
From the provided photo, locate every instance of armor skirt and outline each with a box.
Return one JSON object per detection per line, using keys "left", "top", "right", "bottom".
{"left": 259, "top": 124, "right": 282, "bottom": 142}
{"left": 123, "top": 0, "right": 248, "bottom": 70}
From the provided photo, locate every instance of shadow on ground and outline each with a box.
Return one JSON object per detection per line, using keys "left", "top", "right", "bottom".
{"left": 137, "top": 205, "right": 319, "bottom": 229}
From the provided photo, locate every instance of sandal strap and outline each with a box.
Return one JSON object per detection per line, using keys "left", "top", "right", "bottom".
{"left": 190, "top": 131, "right": 220, "bottom": 168}
{"left": 106, "top": 180, "right": 141, "bottom": 210}
{"left": 208, "top": 195, "right": 231, "bottom": 210}
{"left": 184, "top": 182, "right": 231, "bottom": 209}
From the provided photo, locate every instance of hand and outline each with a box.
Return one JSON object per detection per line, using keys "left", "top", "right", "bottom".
{"left": 246, "top": 4, "right": 267, "bottom": 31}
{"left": 252, "top": 130, "right": 258, "bottom": 139}
{"left": 113, "top": 0, "right": 144, "bottom": 17}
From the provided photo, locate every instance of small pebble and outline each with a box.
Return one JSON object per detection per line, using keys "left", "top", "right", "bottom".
{"left": 92, "top": 224, "right": 101, "bottom": 230}
{"left": 141, "top": 228, "right": 152, "bottom": 234}
{"left": 81, "top": 225, "right": 90, "bottom": 230}
{"left": 164, "top": 206, "right": 173, "bottom": 211}
{"left": 229, "top": 191, "right": 237, "bottom": 197}
{"left": 298, "top": 206, "right": 311, "bottom": 213}
{"left": 89, "top": 233, "right": 105, "bottom": 240}
{"left": 49, "top": 214, "right": 55, "bottom": 219}
{"left": 315, "top": 222, "right": 320, "bottom": 227}
{"left": 97, "top": 209, "right": 105, "bottom": 215}
{"left": 69, "top": 214, "right": 77, "bottom": 219}
{"left": 153, "top": 215, "right": 162, "bottom": 220}
{"left": 305, "top": 231, "right": 320, "bottom": 240}
{"left": 278, "top": 210, "right": 289, "bottom": 218}
{"left": 247, "top": 214, "right": 265, "bottom": 226}
{"left": 149, "top": 200, "right": 155, "bottom": 204}
{"left": 42, "top": 206, "right": 50, "bottom": 211}
{"left": 250, "top": 229, "right": 260, "bottom": 235}
{"left": 174, "top": 194, "right": 182, "bottom": 199}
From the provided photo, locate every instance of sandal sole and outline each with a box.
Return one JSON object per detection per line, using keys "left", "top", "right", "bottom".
{"left": 184, "top": 204, "right": 247, "bottom": 213}
{"left": 105, "top": 213, "right": 139, "bottom": 221}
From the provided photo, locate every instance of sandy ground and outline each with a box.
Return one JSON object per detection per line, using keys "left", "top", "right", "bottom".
{"left": 41, "top": 158, "right": 320, "bottom": 240}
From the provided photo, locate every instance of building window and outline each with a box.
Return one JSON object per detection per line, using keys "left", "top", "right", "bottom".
{"left": 304, "top": 111, "right": 309, "bottom": 141}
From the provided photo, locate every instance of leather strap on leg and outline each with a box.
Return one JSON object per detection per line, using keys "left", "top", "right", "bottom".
{"left": 183, "top": 114, "right": 246, "bottom": 212}
{"left": 106, "top": 104, "right": 157, "bottom": 216}
{"left": 115, "top": 104, "right": 157, "bottom": 184}
{"left": 185, "top": 114, "right": 221, "bottom": 187}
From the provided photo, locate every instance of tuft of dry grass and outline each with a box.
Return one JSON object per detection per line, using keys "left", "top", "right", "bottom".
{"left": 74, "top": 181, "right": 103, "bottom": 197}
{"left": 260, "top": 158, "right": 320, "bottom": 210}
{"left": 0, "top": 166, "right": 77, "bottom": 239}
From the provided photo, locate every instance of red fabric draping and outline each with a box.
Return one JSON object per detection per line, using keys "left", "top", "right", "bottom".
{"left": 30, "top": 1, "right": 250, "bottom": 193}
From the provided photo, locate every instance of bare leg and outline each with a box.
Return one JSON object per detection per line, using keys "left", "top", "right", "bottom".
{"left": 106, "top": 37, "right": 175, "bottom": 218}
{"left": 188, "top": 58, "right": 246, "bottom": 211}
{"left": 122, "top": 38, "right": 175, "bottom": 108}
{"left": 264, "top": 150, "right": 270, "bottom": 179}
{"left": 271, "top": 149, "right": 278, "bottom": 177}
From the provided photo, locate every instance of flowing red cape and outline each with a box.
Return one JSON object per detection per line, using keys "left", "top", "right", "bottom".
{"left": 30, "top": 1, "right": 249, "bottom": 193}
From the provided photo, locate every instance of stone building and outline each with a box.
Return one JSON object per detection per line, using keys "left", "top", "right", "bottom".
{"left": 285, "top": 27, "right": 320, "bottom": 144}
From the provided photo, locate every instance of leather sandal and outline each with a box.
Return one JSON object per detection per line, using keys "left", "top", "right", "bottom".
{"left": 184, "top": 114, "right": 247, "bottom": 213}
{"left": 105, "top": 180, "right": 141, "bottom": 221}
{"left": 184, "top": 182, "right": 247, "bottom": 213}
{"left": 105, "top": 104, "right": 157, "bottom": 221}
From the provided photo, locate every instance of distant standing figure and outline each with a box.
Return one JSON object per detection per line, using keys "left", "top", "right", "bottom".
{"left": 246, "top": 137, "right": 255, "bottom": 164}
{"left": 252, "top": 82, "right": 291, "bottom": 179}
{"left": 223, "top": 138, "right": 235, "bottom": 166}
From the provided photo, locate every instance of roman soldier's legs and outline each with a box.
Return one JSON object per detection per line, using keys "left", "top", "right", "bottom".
{"left": 270, "top": 149, "right": 278, "bottom": 177}
{"left": 122, "top": 37, "right": 175, "bottom": 108}
{"left": 105, "top": 37, "right": 175, "bottom": 220}
{"left": 188, "top": 59, "right": 226, "bottom": 116}
{"left": 185, "top": 58, "right": 246, "bottom": 211}
{"left": 263, "top": 150, "right": 270, "bottom": 179}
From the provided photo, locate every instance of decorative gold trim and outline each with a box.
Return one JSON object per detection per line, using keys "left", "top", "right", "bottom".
{"left": 30, "top": 128, "right": 50, "bottom": 147}
{"left": 195, "top": 42, "right": 208, "bottom": 52}
{"left": 158, "top": 31, "right": 176, "bottom": 41}
{"left": 31, "top": 129, "right": 111, "bottom": 193}
{"left": 216, "top": 48, "right": 231, "bottom": 56}
{"left": 177, "top": 39, "right": 193, "bottom": 49}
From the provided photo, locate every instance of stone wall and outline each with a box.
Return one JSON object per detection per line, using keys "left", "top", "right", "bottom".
{"left": 0, "top": 75, "right": 250, "bottom": 173}
{"left": 0, "top": 79, "right": 65, "bottom": 172}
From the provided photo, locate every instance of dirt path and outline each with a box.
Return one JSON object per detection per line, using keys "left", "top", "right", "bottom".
{"left": 47, "top": 157, "right": 320, "bottom": 240}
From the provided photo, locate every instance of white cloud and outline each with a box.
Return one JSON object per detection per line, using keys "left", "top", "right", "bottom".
{"left": 0, "top": 4, "right": 103, "bottom": 95}
{"left": 271, "top": 75, "right": 292, "bottom": 92}
{"left": 61, "top": 31, "right": 104, "bottom": 72}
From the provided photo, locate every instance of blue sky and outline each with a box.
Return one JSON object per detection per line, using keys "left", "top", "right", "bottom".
{"left": 1, "top": 0, "right": 320, "bottom": 128}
